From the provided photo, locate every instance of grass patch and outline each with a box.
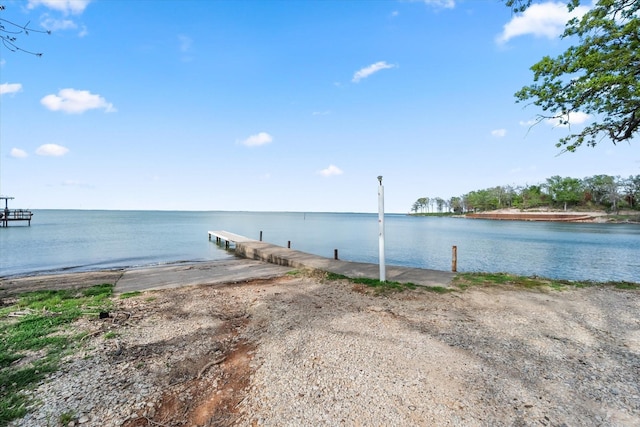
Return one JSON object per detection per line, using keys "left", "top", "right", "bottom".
{"left": 452, "top": 272, "right": 573, "bottom": 290}
{"left": 452, "top": 273, "right": 639, "bottom": 291}
{"left": 103, "top": 331, "right": 118, "bottom": 339}
{"left": 324, "top": 272, "right": 428, "bottom": 294}
{"left": 59, "top": 410, "right": 76, "bottom": 425}
{"left": 0, "top": 284, "right": 113, "bottom": 426}
{"left": 119, "top": 291, "right": 142, "bottom": 299}
{"left": 611, "top": 281, "right": 640, "bottom": 290}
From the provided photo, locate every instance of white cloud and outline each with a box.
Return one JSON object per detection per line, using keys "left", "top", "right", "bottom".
{"left": 10, "top": 148, "right": 28, "bottom": 158}
{"left": 40, "top": 15, "right": 77, "bottom": 32}
{"left": 547, "top": 111, "right": 591, "bottom": 127}
{"left": 312, "top": 110, "right": 331, "bottom": 116}
{"left": 519, "top": 119, "right": 537, "bottom": 127}
{"left": 319, "top": 164, "right": 343, "bottom": 177}
{"left": 41, "top": 88, "right": 116, "bottom": 114}
{"left": 241, "top": 132, "right": 273, "bottom": 147}
{"left": 1, "top": 83, "right": 23, "bottom": 95}
{"left": 408, "top": 0, "right": 455, "bottom": 8}
{"left": 39, "top": 13, "right": 88, "bottom": 37}
{"left": 28, "top": 0, "right": 91, "bottom": 15}
{"left": 36, "top": 143, "right": 69, "bottom": 156}
{"left": 497, "top": 1, "right": 589, "bottom": 44}
{"left": 491, "top": 129, "right": 507, "bottom": 137}
{"left": 352, "top": 61, "right": 396, "bottom": 83}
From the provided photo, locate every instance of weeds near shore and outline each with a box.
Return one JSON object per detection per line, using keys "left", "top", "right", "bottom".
{"left": 321, "top": 272, "right": 440, "bottom": 295}
{"left": 0, "top": 284, "right": 113, "bottom": 425}
{"left": 452, "top": 272, "right": 640, "bottom": 291}
{"left": 292, "top": 269, "right": 638, "bottom": 294}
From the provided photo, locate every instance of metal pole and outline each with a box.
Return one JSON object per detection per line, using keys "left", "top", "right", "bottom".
{"left": 378, "top": 176, "right": 386, "bottom": 282}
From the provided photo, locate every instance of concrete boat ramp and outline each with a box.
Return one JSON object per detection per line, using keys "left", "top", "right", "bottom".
{"left": 116, "top": 231, "right": 453, "bottom": 293}
{"left": 227, "top": 233, "right": 454, "bottom": 287}
{"left": 115, "top": 231, "right": 455, "bottom": 293}
{"left": 115, "top": 231, "right": 454, "bottom": 293}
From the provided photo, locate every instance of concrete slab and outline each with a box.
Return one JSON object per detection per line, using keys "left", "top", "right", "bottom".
{"left": 234, "top": 239, "right": 455, "bottom": 288}
{"left": 114, "top": 259, "right": 293, "bottom": 294}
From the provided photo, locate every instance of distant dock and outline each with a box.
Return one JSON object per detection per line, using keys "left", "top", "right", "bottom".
{"left": 1, "top": 196, "right": 33, "bottom": 227}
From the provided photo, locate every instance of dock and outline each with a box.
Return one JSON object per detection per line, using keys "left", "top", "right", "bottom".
{"left": 208, "top": 230, "right": 454, "bottom": 288}
{"left": 208, "top": 230, "right": 253, "bottom": 248}
{"left": 1, "top": 196, "right": 33, "bottom": 228}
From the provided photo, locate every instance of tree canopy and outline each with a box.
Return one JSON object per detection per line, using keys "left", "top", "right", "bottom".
{"left": 509, "top": 0, "right": 640, "bottom": 151}
{"left": 411, "top": 174, "right": 640, "bottom": 214}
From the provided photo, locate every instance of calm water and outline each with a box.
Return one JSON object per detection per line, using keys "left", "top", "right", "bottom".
{"left": 1, "top": 210, "right": 638, "bottom": 282}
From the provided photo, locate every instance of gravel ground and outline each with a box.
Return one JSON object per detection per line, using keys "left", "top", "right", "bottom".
{"left": 7, "top": 273, "right": 640, "bottom": 427}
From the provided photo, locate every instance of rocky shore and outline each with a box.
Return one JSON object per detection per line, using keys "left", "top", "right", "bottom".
{"left": 6, "top": 271, "right": 640, "bottom": 426}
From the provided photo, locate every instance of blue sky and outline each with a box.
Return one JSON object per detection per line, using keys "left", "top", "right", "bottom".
{"left": 1, "top": 0, "right": 638, "bottom": 213}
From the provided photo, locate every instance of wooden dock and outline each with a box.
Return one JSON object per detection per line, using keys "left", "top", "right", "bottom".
{"left": 1, "top": 197, "right": 33, "bottom": 227}
{"left": 208, "top": 230, "right": 254, "bottom": 248}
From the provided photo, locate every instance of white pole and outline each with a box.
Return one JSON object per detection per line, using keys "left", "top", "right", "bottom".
{"left": 377, "top": 176, "right": 386, "bottom": 282}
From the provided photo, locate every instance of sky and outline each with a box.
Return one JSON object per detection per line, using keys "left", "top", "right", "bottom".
{"left": 0, "top": 0, "right": 638, "bottom": 213}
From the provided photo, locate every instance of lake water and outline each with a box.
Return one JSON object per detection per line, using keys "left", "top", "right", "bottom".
{"left": 1, "top": 210, "right": 638, "bottom": 282}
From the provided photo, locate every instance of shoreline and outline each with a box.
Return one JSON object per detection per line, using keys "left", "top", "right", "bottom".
{"left": 464, "top": 208, "right": 639, "bottom": 223}
{"left": 0, "top": 259, "right": 292, "bottom": 298}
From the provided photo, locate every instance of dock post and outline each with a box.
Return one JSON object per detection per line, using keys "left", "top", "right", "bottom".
{"left": 259, "top": 231, "right": 263, "bottom": 242}
{"left": 287, "top": 241, "right": 291, "bottom": 248}
{"left": 452, "top": 245, "right": 457, "bottom": 272}
{"left": 334, "top": 249, "right": 338, "bottom": 260}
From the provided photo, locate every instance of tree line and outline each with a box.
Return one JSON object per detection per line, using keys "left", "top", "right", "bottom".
{"left": 411, "top": 175, "right": 640, "bottom": 214}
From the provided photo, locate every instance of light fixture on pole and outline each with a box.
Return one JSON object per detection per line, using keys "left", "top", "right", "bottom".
{"left": 377, "top": 176, "right": 386, "bottom": 282}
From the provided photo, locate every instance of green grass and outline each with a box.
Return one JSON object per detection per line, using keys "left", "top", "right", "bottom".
{"left": 59, "top": 410, "right": 76, "bottom": 425}
{"left": 315, "top": 270, "right": 638, "bottom": 295}
{"left": 611, "top": 281, "right": 640, "bottom": 290}
{"left": 0, "top": 284, "right": 113, "bottom": 426}
{"left": 452, "top": 272, "right": 640, "bottom": 291}
{"left": 119, "top": 291, "right": 142, "bottom": 299}
{"left": 324, "top": 272, "right": 431, "bottom": 294}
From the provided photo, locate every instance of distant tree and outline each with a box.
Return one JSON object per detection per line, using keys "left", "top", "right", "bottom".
{"left": 582, "top": 174, "right": 623, "bottom": 211}
{"left": 464, "top": 189, "right": 496, "bottom": 212}
{"left": 583, "top": 174, "right": 612, "bottom": 206}
{"left": 518, "top": 185, "right": 546, "bottom": 209}
{"left": 418, "top": 197, "right": 428, "bottom": 213}
{"left": 0, "top": 4, "right": 50, "bottom": 56}
{"left": 413, "top": 173, "right": 637, "bottom": 215}
{"left": 449, "top": 196, "right": 463, "bottom": 214}
{"left": 511, "top": 0, "right": 640, "bottom": 152}
{"left": 604, "top": 176, "right": 622, "bottom": 213}
{"left": 503, "top": 185, "right": 517, "bottom": 208}
{"left": 621, "top": 175, "right": 640, "bottom": 208}
{"left": 545, "top": 176, "right": 583, "bottom": 211}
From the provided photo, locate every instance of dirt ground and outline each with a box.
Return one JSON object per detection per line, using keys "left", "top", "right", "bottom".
{"left": 4, "top": 272, "right": 640, "bottom": 426}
